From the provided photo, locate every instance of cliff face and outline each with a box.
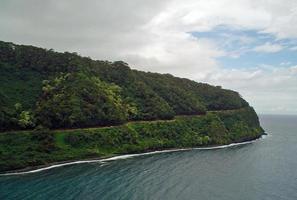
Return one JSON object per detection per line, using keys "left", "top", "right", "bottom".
{"left": 0, "top": 41, "right": 264, "bottom": 173}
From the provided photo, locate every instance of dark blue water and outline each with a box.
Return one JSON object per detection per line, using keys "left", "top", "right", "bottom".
{"left": 1, "top": 115, "right": 297, "bottom": 200}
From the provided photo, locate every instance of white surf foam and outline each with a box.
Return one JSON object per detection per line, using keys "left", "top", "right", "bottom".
{"left": 0, "top": 136, "right": 264, "bottom": 176}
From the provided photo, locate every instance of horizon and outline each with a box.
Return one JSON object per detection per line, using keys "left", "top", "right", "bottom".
{"left": 1, "top": 0, "right": 296, "bottom": 115}
{"left": 259, "top": 113, "right": 297, "bottom": 116}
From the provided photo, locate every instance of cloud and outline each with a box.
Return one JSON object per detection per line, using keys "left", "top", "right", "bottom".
{"left": 253, "top": 42, "right": 284, "bottom": 53}
{"left": 150, "top": 0, "right": 297, "bottom": 39}
{"left": 290, "top": 65, "right": 297, "bottom": 73}
{"left": 0, "top": 0, "right": 224, "bottom": 78}
{"left": 290, "top": 46, "right": 297, "bottom": 51}
{"left": 201, "top": 65, "right": 297, "bottom": 114}
{"left": 280, "top": 61, "right": 291, "bottom": 66}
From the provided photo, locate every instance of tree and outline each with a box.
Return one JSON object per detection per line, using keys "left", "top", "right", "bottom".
{"left": 35, "top": 73, "right": 129, "bottom": 128}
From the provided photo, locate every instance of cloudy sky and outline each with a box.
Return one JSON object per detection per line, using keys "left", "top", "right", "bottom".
{"left": 1, "top": 0, "right": 297, "bottom": 114}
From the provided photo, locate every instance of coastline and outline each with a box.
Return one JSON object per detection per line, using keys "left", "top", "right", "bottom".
{"left": 0, "top": 135, "right": 266, "bottom": 176}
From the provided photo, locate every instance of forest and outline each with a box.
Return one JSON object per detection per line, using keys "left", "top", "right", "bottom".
{"left": 0, "top": 40, "right": 248, "bottom": 131}
{"left": 0, "top": 41, "right": 264, "bottom": 172}
{"left": 0, "top": 107, "right": 264, "bottom": 172}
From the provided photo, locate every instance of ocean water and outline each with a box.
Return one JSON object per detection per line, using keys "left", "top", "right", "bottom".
{"left": 0, "top": 114, "right": 297, "bottom": 200}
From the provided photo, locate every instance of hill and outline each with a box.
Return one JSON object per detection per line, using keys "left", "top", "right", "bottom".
{"left": 0, "top": 40, "right": 249, "bottom": 131}
{"left": 0, "top": 41, "right": 264, "bottom": 173}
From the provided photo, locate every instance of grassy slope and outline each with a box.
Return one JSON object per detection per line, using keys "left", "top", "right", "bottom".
{"left": 0, "top": 107, "right": 264, "bottom": 173}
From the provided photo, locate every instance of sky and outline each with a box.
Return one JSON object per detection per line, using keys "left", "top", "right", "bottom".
{"left": 1, "top": 0, "right": 297, "bottom": 115}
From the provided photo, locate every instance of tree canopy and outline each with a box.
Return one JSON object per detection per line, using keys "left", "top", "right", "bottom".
{"left": 0, "top": 41, "right": 250, "bottom": 131}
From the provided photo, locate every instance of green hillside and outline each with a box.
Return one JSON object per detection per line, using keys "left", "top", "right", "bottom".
{"left": 0, "top": 41, "right": 248, "bottom": 131}
{"left": 0, "top": 41, "right": 264, "bottom": 173}
{"left": 0, "top": 107, "right": 263, "bottom": 173}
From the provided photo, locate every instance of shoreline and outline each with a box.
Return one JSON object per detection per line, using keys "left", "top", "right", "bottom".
{"left": 0, "top": 135, "right": 266, "bottom": 176}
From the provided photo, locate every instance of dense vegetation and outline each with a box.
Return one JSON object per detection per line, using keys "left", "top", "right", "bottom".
{"left": 0, "top": 41, "right": 248, "bottom": 131}
{"left": 0, "top": 41, "right": 264, "bottom": 172}
{"left": 0, "top": 108, "right": 263, "bottom": 172}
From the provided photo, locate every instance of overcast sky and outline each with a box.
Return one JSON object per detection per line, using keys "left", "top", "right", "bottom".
{"left": 1, "top": 0, "right": 297, "bottom": 114}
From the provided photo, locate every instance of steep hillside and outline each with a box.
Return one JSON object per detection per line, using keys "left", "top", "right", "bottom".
{"left": 0, "top": 41, "right": 249, "bottom": 131}
{"left": 0, "top": 41, "right": 264, "bottom": 173}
